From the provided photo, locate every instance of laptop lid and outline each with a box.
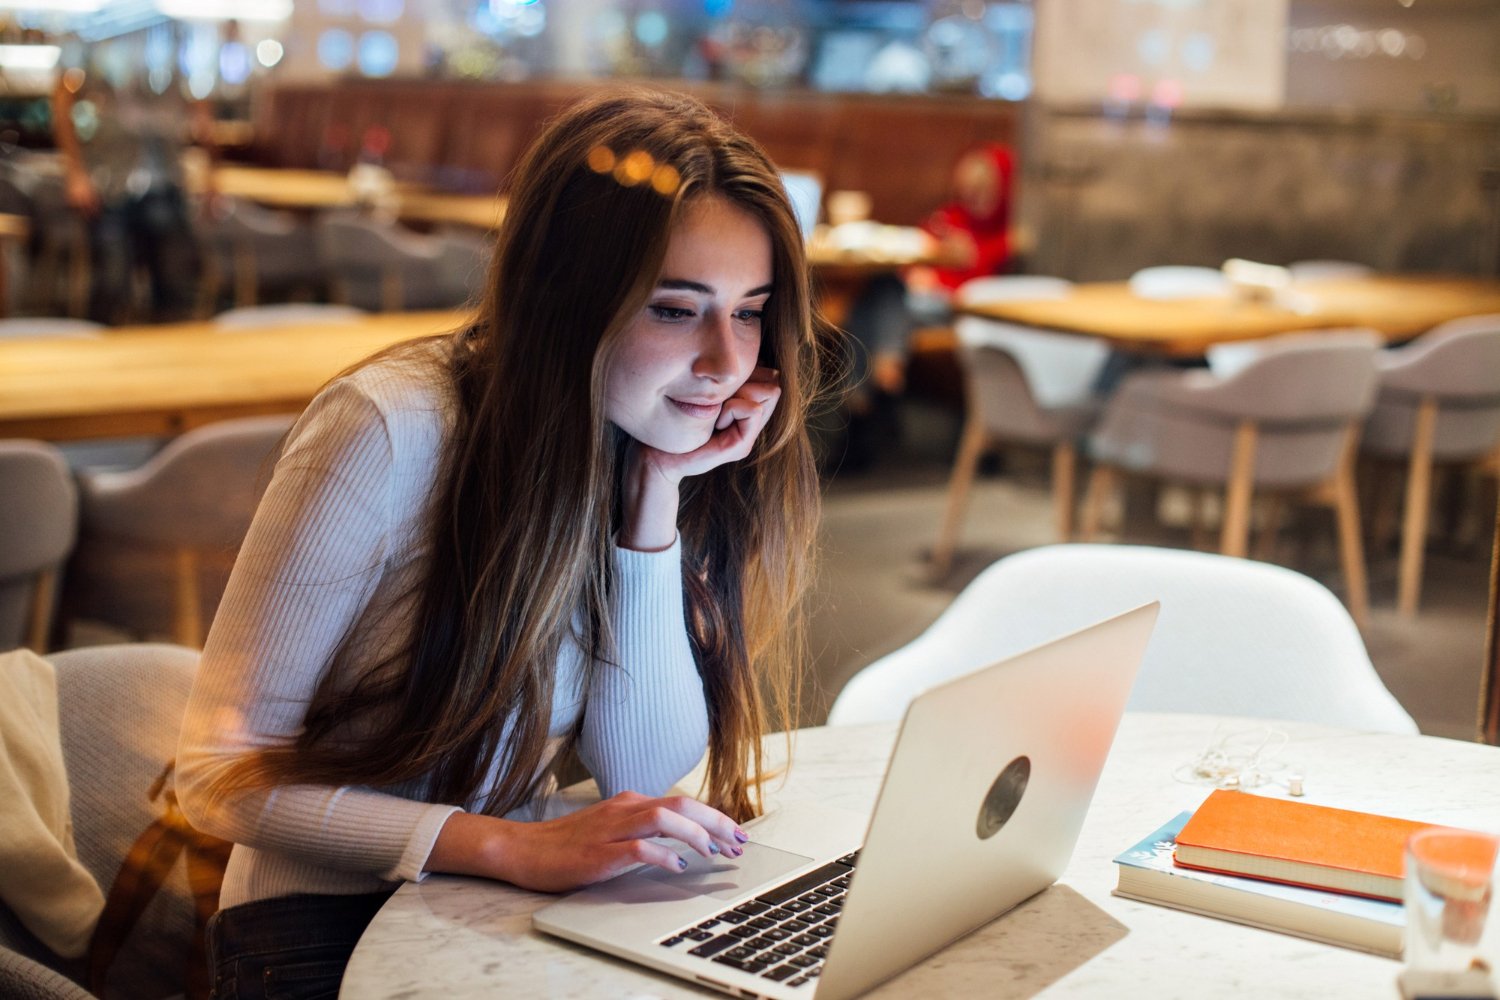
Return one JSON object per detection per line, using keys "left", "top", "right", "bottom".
{"left": 814, "top": 601, "right": 1159, "bottom": 1000}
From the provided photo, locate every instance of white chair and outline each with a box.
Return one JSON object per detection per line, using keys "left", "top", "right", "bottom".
{"left": 1081, "top": 329, "right": 1381, "bottom": 626}
{"left": 0, "top": 441, "right": 77, "bottom": 652}
{"left": 1361, "top": 315, "right": 1500, "bottom": 616}
{"left": 931, "top": 277, "right": 1108, "bottom": 574}
{"left": 0, "top": 644, "right": 202, "bottom": 1000}
{"left": 61, "top": 415, "right": 294, "bottom": 647}
{"left": 1288, "top": 260, "right": 1374, "bottom": 283}
{"left": 212, "top": 303, "right": 366, "bottom": 330}
{"left": 1128, "top": 266, "right": 1230, "bottom": 300}
{"left": 827, "top": 544, "right": 1417, "bottom": 735}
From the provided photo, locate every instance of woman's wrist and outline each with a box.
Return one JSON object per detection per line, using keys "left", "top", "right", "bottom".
{"left": 428, "top": 811, "right": 516, "bottom": 880}
{"left": 618, "top": 449, "right": 680, "bottom": 552}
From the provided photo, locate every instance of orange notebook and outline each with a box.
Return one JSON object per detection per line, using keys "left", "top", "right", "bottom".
{"left": 1173, "top": 790, "right": 1434, "bottom": 902}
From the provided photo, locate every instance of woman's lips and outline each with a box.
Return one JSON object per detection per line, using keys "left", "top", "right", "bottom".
{"left": 669, "top": 397, "right": 722, "bottom": 419}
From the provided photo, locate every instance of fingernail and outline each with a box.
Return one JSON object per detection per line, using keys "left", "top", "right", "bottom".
{"left": 709, "top": 842, "right": 720, "bottom": 855}
{"left": 734, "top": 829, "right": 749, "bottom": 844}
{"left": 677, "top": 855, "right": 688, "bottom": 870}
{"left": 730, "top": 844, "right": 744, "bottom": 858}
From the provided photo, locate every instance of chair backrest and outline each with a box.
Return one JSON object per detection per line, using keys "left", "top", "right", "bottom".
{"left": 1287, "top": 259, "right": 1374, "bottom": 283}
{"left": 1128, "top": 265, "right": 1229, "bottom": 300}
{"left": 0, "top": 319, "right": 104, "bottom": 340}
{"left": 1378, "top": 316, "right": 1500, "bottom": 402}
{"left": 78, "top": 415, "right": 295, "bottom": 549}
{"left": 826, "top": 544, "right": 1416, "bottom": 734}
{"left": 0, "top": 442, "right": 77, "bottom": 650}
{"left": 212, "top": 303, "right": 366, "bottom": 330}
{"left": 1164, "top": 328, "right": 1382, "bottom": 424}
{"left": 953, "top": 276, "right": 1107, "bottom": 411}
{"left": 954, "top": 275, "right": 1073, "bottom": 306}
{"left": 51, "top": 643, "right": 200, "bottom": 999}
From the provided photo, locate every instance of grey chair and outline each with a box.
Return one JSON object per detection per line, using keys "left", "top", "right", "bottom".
{"left": 0, "top": 442, "right": 77, "bottom": 653}
{"left": 828, "top": 544, "right": 1416, "bottom": 734}
{"left": 317, "top": 212, "right": 489, "bottom": 312}
{"left": 1361, "top": 315, "right": 1500, "bottom": 616}
{"left": 1081, "top": 329, "right": 1382, "bottom": 626}
{"left": 0, "top": 643, "right": 201, "bottom": 1000}
{"left": 62, "top": 415, "right": 294, "bottom": 648}
{"left": 211, "top": 303, "right": 365, "bottom": 330}
{"left": 931, "top": 276, "right": 1108, "bottom": 575}
{"left": 198, "top": 197, "right": 323, "bottom": 311}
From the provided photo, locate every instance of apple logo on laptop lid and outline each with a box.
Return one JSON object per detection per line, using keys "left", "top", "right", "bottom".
{"left": 977, "top": 756, "right": 1030, "bottom": 840}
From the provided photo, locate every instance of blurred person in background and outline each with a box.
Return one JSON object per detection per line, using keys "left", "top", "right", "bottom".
{"left": 835, "top": 142, "right": 1016, "bottom": 472}
{"left": 52, "top": 51, "right": 215, "bottom": 324}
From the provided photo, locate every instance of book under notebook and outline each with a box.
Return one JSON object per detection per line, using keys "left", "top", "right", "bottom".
{"left": 1113, "top": 812, "right": 1405, "bottom": 959}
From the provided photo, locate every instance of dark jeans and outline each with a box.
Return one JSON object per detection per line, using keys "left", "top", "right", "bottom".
{"left": 90, "top": 187, "right": 199, "bottom": 324}
{"left": 205, "top": 891, "right": 393, "bottom": 1000}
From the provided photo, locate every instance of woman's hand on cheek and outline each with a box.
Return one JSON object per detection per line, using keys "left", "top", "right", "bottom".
{"left": 617, "top": 367, "right": 780, "bottom": 551}
{"left": 648, "top": 366, "right": 782, "bottom": 484}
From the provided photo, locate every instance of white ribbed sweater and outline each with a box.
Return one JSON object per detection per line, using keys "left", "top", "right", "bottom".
{"left": 175, "top": 342, "right": 710, "bottom": 908}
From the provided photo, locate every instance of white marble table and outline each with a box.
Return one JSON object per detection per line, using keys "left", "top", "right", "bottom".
{"left": 343, "top": 714, "right": 1500, "bottom": 998}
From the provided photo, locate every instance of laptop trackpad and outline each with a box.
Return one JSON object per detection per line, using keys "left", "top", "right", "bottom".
{"left": 635, "top": 842, "right": 814, "bottom": 901}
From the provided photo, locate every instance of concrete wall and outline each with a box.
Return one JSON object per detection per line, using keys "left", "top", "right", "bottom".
{"left": 1020, "top": 107, "right": 1500, "bottom": 281}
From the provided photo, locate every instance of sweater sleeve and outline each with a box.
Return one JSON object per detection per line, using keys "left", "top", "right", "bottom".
{"left": 175, "top": 380, "right": 460, "bottom": 884}
{"left": 577, "top": 539, "right": 710, "bottom": 798}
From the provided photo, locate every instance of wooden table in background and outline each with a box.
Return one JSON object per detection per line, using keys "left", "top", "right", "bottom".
{"left": 211, "top": 165, "right": 504, "bottom": 231}
{"left": 958, "top": 275, "right": 1500, "bottom": 357}
{"left": 0, "top": 310, "right": 469, "bottom": 441}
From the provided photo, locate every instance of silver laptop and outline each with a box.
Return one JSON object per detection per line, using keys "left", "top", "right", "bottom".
{"left": 534, "top": 602, "right": 1159, "bottom": 999}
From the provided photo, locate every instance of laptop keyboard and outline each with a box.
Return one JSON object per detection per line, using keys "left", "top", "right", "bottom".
{"left": 657, "top": 851, "right": 859, "bottom": 989}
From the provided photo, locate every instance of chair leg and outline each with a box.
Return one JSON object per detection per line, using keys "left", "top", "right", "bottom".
{"left": 381, "top": 268, "right": 403, "bottom": 312}
{"left": 1397, "top": 398, "right": 1439, "bottom": 618}
{"left": 234, "top": 243, "right": 258, "bottom": 308}
{"left": 174, "top": 548, "right": 204, "bottom": 648}
{"left": 26, "top": 569, "right": 58, "bottom": 653}
{"left": 1333, "top": 461, "right": 1370, "bottom": 631}
{"left": 1219, "top": 421, "right": 1258, "bottom": 558}
{"left": 1255, "top": 494, "right": 1284, "bottom": 563}
{"left": 1080, "top": 465, "right": 1117, "bottom": 541}
{"left": 930, "top": 417, "right": 986, "bottom": 577}
{"left": 1051, "top": 441, "right": 1077, "bottom": 541}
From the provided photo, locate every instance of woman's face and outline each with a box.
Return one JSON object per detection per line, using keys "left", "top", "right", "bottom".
{"left": 605, "top": 194, "right": 773, "bottom": 455}
{"left": 953, "top": 152, "right": 1000, "bottom": 218}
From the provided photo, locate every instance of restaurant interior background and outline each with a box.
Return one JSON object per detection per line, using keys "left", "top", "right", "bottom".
{"left": 1, "top": 0, "right": 1498, "bottom": 740}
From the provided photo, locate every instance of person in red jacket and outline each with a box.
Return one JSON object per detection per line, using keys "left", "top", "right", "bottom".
{"left": 833, "top": 142, "right": 1016, "bottom": 473}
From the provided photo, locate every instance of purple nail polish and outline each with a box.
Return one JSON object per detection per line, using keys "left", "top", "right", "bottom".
{"left": 734, "top": 829, "right": 749, "bottom": 844}
{"left": 709, "top": 842, "right": 720, "bottom": 855}
{"left": 730, "top": 844, "right": 744, "bottom": 858}
{"left": 677, "top": 855, "right": 688, "bottom": 870}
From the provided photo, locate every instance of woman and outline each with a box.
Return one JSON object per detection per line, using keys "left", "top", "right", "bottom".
{"left": 176, "top": 89, "right": 832, "bottom": 998}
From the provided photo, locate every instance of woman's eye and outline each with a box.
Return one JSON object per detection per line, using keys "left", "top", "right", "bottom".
{"left": 735, "top": 309, "right": 765, "bottom": 324}
{"left": 649, "top": 305, "right": 695, "bottom": 322}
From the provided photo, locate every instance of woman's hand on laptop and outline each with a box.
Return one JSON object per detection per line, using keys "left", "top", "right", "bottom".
{"left": 427, "top": 791, "right": 749, "bottom": 893}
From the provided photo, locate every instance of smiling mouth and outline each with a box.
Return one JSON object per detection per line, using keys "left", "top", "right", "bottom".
{"left": 668, "top": 397, "right": 722, "bottom": 419}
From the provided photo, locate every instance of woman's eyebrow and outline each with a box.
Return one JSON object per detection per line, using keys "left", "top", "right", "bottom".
{"left": 657, "top": 278, "right": 775, "bottom": 297}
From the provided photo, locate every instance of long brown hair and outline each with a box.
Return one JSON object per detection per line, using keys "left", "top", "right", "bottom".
{"left": 227, "top": 89, "right": 832, "bottom": 822}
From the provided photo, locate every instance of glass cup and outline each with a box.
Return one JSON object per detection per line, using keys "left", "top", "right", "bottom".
{"left": 1401, "top": 829, "right": 1500, "bottom": 998}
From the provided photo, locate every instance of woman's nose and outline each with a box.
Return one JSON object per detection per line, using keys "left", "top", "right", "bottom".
{"left": 691, "top": 310, "right": 738, "bottom": 381}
